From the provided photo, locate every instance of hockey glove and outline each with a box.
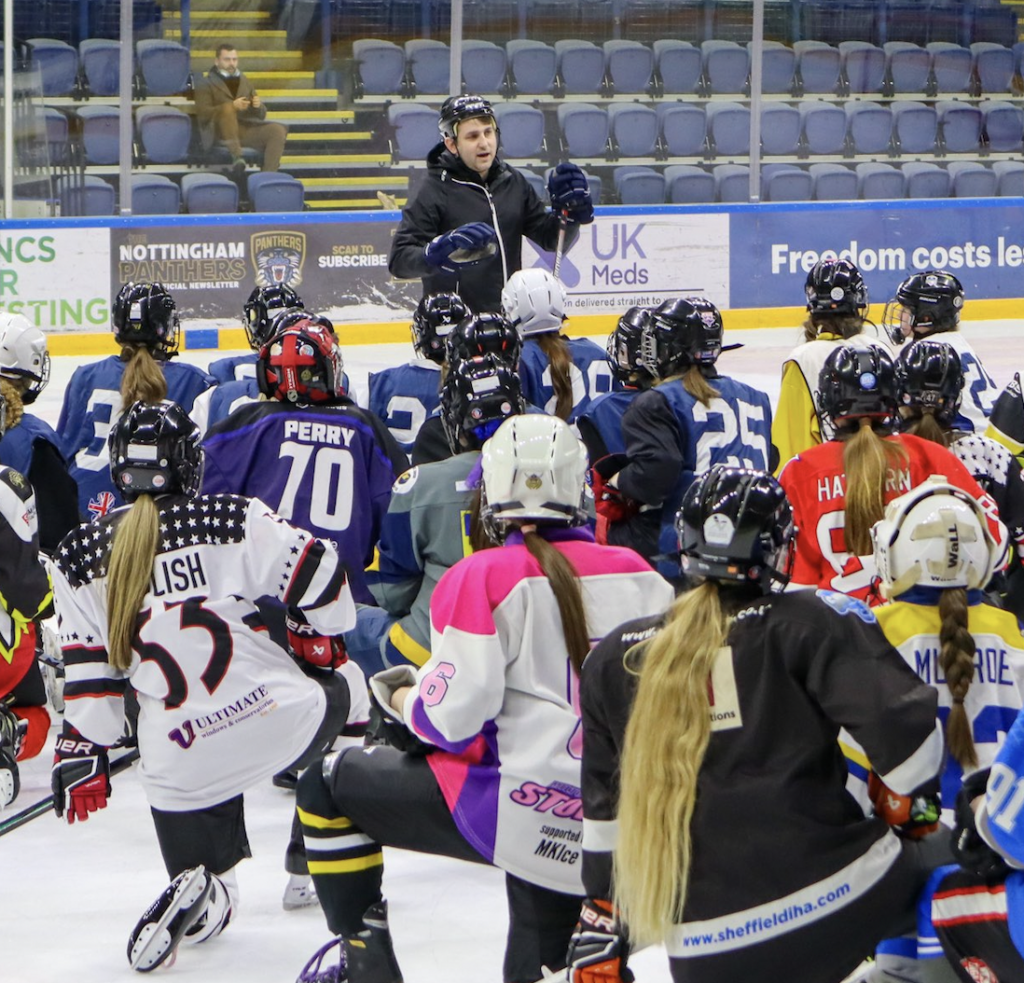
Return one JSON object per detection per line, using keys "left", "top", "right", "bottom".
{"left": 868, "top": 771, "right": 941, "bottom": 839}
{"left": 952, "top": 767, "right": 1010, "bottom": 877}
{"left": 589, "top": 454, "right": 640, "bottom": 526}
{"left": 286, "top": 610, "right": 348, "bottom": 670}
{"left": 52, "top": 722, "right": 111, "bottom": 824}
{"left": 566, "top": 898, "right": 633, "bottom": 983}
{"left": 424, "top": 222, "right": 498, "bottom": 273}
{"left": 548, "top": 163, "right": 595, "bottom": 225}
{"left": 367, "top": 666, "right": 434, "bottom": 756}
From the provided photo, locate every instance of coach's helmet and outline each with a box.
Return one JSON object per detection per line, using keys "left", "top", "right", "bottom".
{"left": 816, "top": 344, "right": 899, "bottom": 430}
{"left": 257, "top": 321, "right": 345, "bottom": 405}
{"left": 109, "top": 400, "right": 204, "bottom": 502}
{"left": 243, "top": 285, "right": 304, "bottom": 350}
{"left": 883, "top": 270, "right": 965, "bottom": 344}
{"left": 805, "top": 258, "right": 869, "bottom": 317}
{"left": 641, "top": 297, "right": 724, "bottom": 380}
{"left": 439, "top": 94, "right": 497, "bottom": 142}
{"left": 440, "top": 354, "right": 525, "bottom": 454}
{"left": 0, "top": 313, "right": 50, "bottom": 403}
{"left": 446, "top": 312, "right": 522, "bottom": 368}
{"left": 480, "top": 414, "right": 588, "bottom": 541}
{"left": 501, "top": 269, "right": 566, "bottom": 337}
{"left": 112, "top": 282, "right": 179, "bottom": 357}
{"left": 412, "top": 292, "right": 469, "bottom": 364}
{"left": 676, "top": 464, "right": 796, "bottom": 594}
{"left": 872, "top": 476, "right": 1004, "bottom": 598}
{"left": 895, "top": 339, "right": 964, "bottom": 428}
{"left": 606, "top": 307, "right": 654, "bottom": 388}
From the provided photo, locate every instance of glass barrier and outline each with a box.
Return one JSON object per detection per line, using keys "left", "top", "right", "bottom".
{"left": 1, "top": 0, "right": 1020, "bottom": 216}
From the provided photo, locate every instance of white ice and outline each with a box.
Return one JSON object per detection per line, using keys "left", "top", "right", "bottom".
{"left": 5, "top": 318, "right": 1024, "bottom": 983}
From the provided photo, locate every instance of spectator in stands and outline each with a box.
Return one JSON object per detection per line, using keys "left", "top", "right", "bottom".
{"left": 194, "top": 43, "right": 288, "bottom": 172}
{"left": 388, "top": 95, "right": 593, "bottom": 312}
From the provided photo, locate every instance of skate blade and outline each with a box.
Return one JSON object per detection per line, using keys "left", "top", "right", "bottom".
{"left": 129, "top": 868, "right": 212, "bottom": 972}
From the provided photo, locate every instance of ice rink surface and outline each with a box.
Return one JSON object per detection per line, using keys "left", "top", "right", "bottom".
{"left": 6, "top": 316, "right": 1024, "bottom": 983}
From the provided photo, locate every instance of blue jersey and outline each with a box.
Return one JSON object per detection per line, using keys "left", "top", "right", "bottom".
{"left": 577, "top": 389, "right": 639, "bottom": 459}
{"left": 367, "top": 361, "right": 442, "bottom": 454}
{"left": 0, "top": 412, "right": 64, "bottom": 476}
{"left": 201, "top": 400, "right": 408, "bottom": 604}
{"left": 192, "top": 378, "right": 262, "bottom": 434}
{"left": 58, "top": 355, "right": 215, "bottom": 519}
{"left": 518, "top": 337, "right": 620, "bottom": 423}
{"left": 980, "top": 702, "right": 1024, "bottom": 865}
{"left": 208, "top": 352, "right": 258, "bottom": 384}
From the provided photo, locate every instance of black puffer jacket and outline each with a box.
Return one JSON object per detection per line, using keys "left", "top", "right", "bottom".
{"left": 388, "top": 144, "right": 577, "bottom": 312}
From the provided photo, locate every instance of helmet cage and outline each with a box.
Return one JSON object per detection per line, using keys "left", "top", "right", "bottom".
{"left": 412, "top": 293, "right": 469, "bottom": 364}
{"left": 445, "top": 312, "right": 522, "bottom": 367}
{"left": 0, "top": 316, "right": 50, "bottom": 403}
{"left": 641, "top": 298, "right": 723, "bottom": 379}
{"left": 883, "top": 271, "right": 964, "bottom": 344}
{"left": 606, "top": 308, "right": 653, "bottom": 386}
{"left": 257, "top": 323, "right": 344, "bottom": 404}
{"left": 895, "top": 339, "right": 965, "bottom": 427}
{"left": 112, "top": 283, "right": 179, "bottom": 356}
{"left": 243, "top": 285, "right": 303, "bottom": 350}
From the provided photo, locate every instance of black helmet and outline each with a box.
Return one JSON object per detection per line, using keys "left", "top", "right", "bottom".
{"left": 438, "top": 94, "right": 496, "bottom": 141}
{"left": 412, "top": 292, "right": 470, "bottom": 365}
{"left": 243, "top": 285, "right": 303, "bottom": 350}
{"left": 606, "top": 307, "right": 654, "bottom": 387}
{"left": 676, "top": 464, "right": 795, "bottom": 594}
{"left": 884, "top": 270, "right": 965, "bottom": 344}
{"left": 112, "top": 282, "right": 179, "bottom": 356}
{"left": 109, "top": 400, "right": 204, "bottom": 502}
{"left": 895, "top": 339, "right": 964, "bottom": 427}
{"left": 440, "top": 354, "right": 525, "bottom": 454}
{"left": 445, "top": 312, "right": 522, "bottom": 367}
{"left": 641, "top": 297, "right": 723, "bottom": 379}
{"left": 805, "top": 259, "right": 868, "bottom": 317}
{"left": 816, "top": 344, "right": 899, "bottom": 429}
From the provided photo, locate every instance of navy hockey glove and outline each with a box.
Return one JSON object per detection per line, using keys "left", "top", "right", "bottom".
{"left": 286, "top": 611, "right": 347, "bottom": 670}
{"left": 952, "top": 767, "right": 1010, "bottom": 877}
{"left": 367, "top": 667, "right": 434, "bottom": 756}
{"left": 424, "top": 222, "right": 497, "bottom": 273}
{"left": 868, "top": 771, "right": 941, "bottom": 840}
{"left": 566, "top": 898, "right": 632, "bottom": 983}
{"left": 52, "top": 722, "right": 110, "bottom": 824}
{"left": 548, "top": 163, "right": 594, "bottom": 225}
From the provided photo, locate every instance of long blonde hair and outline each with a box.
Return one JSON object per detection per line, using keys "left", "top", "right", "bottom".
{"left": 900, "top": 409, "right": 950, "bottom": 448}
{"left": 106, "top": 494, "right": 160, "bottom": 670}
{"left": 660, "top": 365, "right": 720, "bottom": 408}
{"left": 0, "top": 379, "right": 24, "bottom": 431}
{"left": 841, "top": 419, "right": 909, "bottom": 556}
{"left": 120, "top": 344, "right": 167, "bottom": 410}
{"left": 614, "top": 581, "right": 730, "bottom": 943}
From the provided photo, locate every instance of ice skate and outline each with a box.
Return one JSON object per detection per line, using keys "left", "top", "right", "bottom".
{"left": 296, "top": 902, "right": 403, "bottom": 983}
{"left": 0, "top": 703, "right": 25, "bottom": 810}
{"left": 127, "top": 866, "right": 213, "bottom": 972}
{"left": 283, "top": 873, "right": 320, "bottom": 911}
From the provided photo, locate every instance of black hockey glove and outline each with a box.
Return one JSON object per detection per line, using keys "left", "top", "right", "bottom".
{"left": 952, "top": 767, "right": 1011, "bottom": 878}
{"left": 566, "top": 898, "right": 632, "bottom": 983}
{"left": 548, "top": 163, "right": 594, "bottom": 225}
{"left": 424, "top": 222, "right": 497, "bottom": 273}
{"left": 367, "top": 666, "right": 434, "bottom": 756}
{"left": 52, "top": 722, "right": 111, "bottom": 824}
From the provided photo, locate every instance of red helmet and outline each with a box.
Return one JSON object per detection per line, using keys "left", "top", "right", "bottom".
{"left": 257, "top": 321, "right": 345, "bottom": 404}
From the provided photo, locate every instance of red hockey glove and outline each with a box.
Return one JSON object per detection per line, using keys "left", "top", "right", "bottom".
{"left": 52, "top": 723, "right": 111, "bottom": 824}
{"left": 589, "top": 455, "right": 639, "bottom": 526}
{"left": 286, "top": 612, "right": 348, "bottom": 669}
{"left": 566, "top": 898, "right": 632, "bottom": 983}
{"left": 868, "top": 771, "right": 940, "bottom": 839}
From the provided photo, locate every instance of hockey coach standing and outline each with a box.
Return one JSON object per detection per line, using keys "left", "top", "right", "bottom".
{"left": 388, "top": 95, "right": 595, "bottom": 312}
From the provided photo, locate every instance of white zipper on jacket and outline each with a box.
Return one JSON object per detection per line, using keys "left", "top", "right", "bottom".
{"left": 450, "top": 176, "right": 508, "bottom": 285}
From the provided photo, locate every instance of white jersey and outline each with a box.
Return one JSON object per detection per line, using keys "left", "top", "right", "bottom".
{"left": 54, "top": 493, "right": 356, "bottom": 811}
{"left": 922, "top": 331, "right": 997, "bottom": 432}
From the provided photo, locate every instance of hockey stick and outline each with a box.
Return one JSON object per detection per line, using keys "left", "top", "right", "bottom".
{"left": 552, "top": 210, "right": 569, "bottom": 280}
{"left": 0, "top": 747, "right": 140, "bottom": 838}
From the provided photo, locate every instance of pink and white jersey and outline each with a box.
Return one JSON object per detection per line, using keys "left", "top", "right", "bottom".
{"left": 402, "top": 528, "right": 674, "bottom": 894}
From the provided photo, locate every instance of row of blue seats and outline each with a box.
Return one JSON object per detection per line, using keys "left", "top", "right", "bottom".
{"left": 0, "top": 0, "right": 162, "bottom": 47}
{"left": 387, "top": 99, "right": 1024, "bottom": 163}
{"left": 355, "top": 36, "right": 1024, "bottom": 100}
{"left": 57, "top": 172, "right": 306, "bottom": 217}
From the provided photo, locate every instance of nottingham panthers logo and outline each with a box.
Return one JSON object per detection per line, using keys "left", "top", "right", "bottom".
{"left": 252, "top": 232, "right": 305, "bottom": 288}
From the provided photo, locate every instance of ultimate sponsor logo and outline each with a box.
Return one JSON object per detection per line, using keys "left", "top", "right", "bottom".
{"left": 253, "top": 232, "right": 305, "bottom": 288}
{"left": 168, "top": 683, "right": 275, "bottom": 749}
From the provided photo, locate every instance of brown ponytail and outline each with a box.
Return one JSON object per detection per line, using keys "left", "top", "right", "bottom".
{"left": 106, "top": 494, "right": 160, "bottom": 671}
{"left": 803, "top": 313, "right": 867, "bottom": 344}
{"left": 900, "top": 409, "right": 950, "bottom": 449}
{"left": 536, "top": 334, "right": 574, "bottom": 420}
{"left": 681, "top": 365, "right": 719, "bottom": 407}
{"left": 0, "top": 379, "right": 24, "bottom": 431}
{"left": 842, "top": 419, "right": 909, "bottom": 555}
{"left": 120, "top": 344, "right": 167, "bottom": 410}
{"left": 939, "top": 587, "right": 978, "bottom": 769}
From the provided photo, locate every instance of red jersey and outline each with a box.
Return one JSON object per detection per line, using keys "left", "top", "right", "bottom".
{"left": 779, "top": 433, "right": 1006, "bottom": 601}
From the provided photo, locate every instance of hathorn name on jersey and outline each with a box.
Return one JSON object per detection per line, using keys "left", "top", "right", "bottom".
{"left": 151, "top": 551, "right": 208, "bottom": 597}
{"left": 816, "top": 468, "right": 911, "bottom": 502}
{"left": 283, "top": 420, "right": 355, "bottom": 447}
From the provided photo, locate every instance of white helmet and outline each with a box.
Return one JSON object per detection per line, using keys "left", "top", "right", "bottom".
{"left": 501, "top": 269, "right": 566, "bottom": 337}
{"left": 0, "top": 314, "right": 49, "bottom": 403}
{"left": 480, "top": 414, "right": 588, "bottom": 539}
{"left": 872, "top": 475, "right": 1005, "bottom": 598}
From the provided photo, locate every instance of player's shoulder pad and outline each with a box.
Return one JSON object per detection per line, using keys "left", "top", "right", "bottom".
{"left": 814, "top": 589, "right": 876, "bottom": 624}
{"left": 393, "top": 466, "right": 420, "bottom": 494}
{"left": 0, "top": 465, "right": 33, "bottom": 503}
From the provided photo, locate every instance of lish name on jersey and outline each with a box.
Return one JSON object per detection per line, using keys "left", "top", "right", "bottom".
{"left": 283, "top": 419, "right": 357, "bottom": 447}
{"left": 817, "top": 468, "right": 912, "bottom": 501}
{"left": 151, "top": 551, "right": 208, "bottom": 597}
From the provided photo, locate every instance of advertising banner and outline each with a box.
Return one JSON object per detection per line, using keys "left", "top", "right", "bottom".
{"left": 0, "top": 228, "right": 111, "bottom": 332}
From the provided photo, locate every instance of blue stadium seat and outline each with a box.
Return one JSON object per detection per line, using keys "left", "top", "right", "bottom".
{"left": 902, "top": 161, "right": 951, "bottom": 198}
{"left": 928, "top": 42, "right": 972, "bottom": 92}
{"left": 657, "top": 102, "right": 706, "bottom": 157}
{"left": 352, "top": 38, "right": 405, "bottom": 96}
{"left": 884, "top": 41, "right": 930, "bottom": 94}
{"left": 982, "top": 100, "right": 1024, "bottom": 151}
{"left": 135, "top": 106, "right": 192, "bottom": 164}
{"left": 27, "top": 38, "right": 78, "bottom": 96}
{"left": 1014, "top": 41, "right": 1024, "bottom": 78}
{"left": 74, "top": 105, "right": 120, "bottom": 165}
{"left": 707, "top": 101, "right": 750, "bottom": 156}
{"left": 664, "top": 164, "right": 715, "bottom": 203}
{"left": 760, "top": 104, "right": 801, "bottom": 155}
{"left": 613, "top": 166, "right": 665, "bottom": 205}
{"left": 57, "top": 175, "right": 115, "bottom": 216}
{"left": 462, "top": 39, "right": 507, "bottom": 94}
{"left": 181, "top": 172, "right": 239, "bottom": 214}
{"left": 603, "top": 40, "right": 654, "bottom": 95}
{"left": 756, "top": 40, "right": 796, "bottom": 94}
{"left": 136, "top": 39, "right": 190, "bottom": 97}
{"left": 405, "top": 39, "right": 449, "bottom": 95}
{"left": 653, "top": 39, "right": 701, "bottom": 95}
{"left": 794, "top": 40, "right": 841, "bottom": 94}
{"left": 44, "top": 107, "right": 69, "bottom": 165}
{"left": 762, "top": 164, "right": 813, "bottom": 201}
{"left": 131, "top": 174, "right": 181, "bottom": 215}
{"left": 713, "top": 163, "right": 750, "bottom": 202}
{"left": 701, "top": 39, "right": 749, "bottom": 94}
{"left": 799, "top": 101, "right": 846, "bottom": 155}
{"left": 839, "top": 40, "right": 885, "bottom": 94}
{"left": 992, "top": 160, "right": 1024, "bottom": 195}
{"left": 937, "top": 100, "right": 982, "bottom": 152}
{"left": 555, "top": 39, "right": 604, "bottom": 94}
{"left": 608, "top": 103, "right": 658, "bottom": 158}
{"left": 845, "top": 103, "right": 893, "bottom": 155}
{"left": 971, "top": 42, "right": 1014, "bottom": 95}
{"left": 810, "top": 162, "right": 857, "bottom": 200}
{"left": 556, "top": 103, "right": 608, "bottom": 158}
{"left": 248, "top": 172, "right": 305, "bottom": 212}
{"left": 388, "top": 104, "right": 439, "bottom": 161}
{"left": 79, "top": 39, "right": 121, "bottom": 96}
{"left": 506, "top": 39, "right": 556, "bottom": 94}
{"left": 946, "top": 161, "right": 997, "bottom": 197}
{"left": 493, "top": 104, "right": 545, "bottom": 159}
{"left": 856, "top": 162, "right": 905, "bottom": 199}
{"left": 892, "top": 101, "right": 938, "bottom": 153}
